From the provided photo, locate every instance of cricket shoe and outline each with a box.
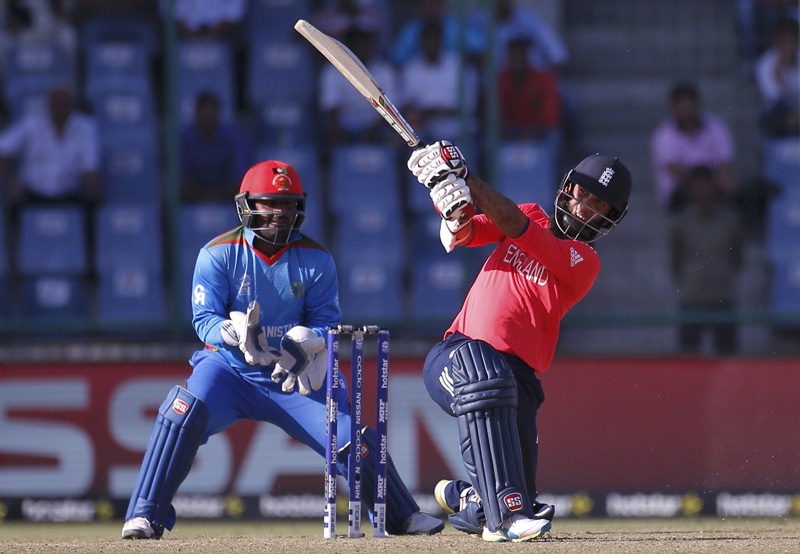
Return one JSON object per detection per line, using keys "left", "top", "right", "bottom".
{"left": 434, "top": 479, "right": 478, "bottom": 514}
{"left": 121, "top": 517, "right": 161, "bottom": 540}
{"left": 402, "top": 512, "right": 445, "bottom": 535}
{"left": 434, "top": 479, "right": 484, "bottom": 535}
{"left": 533, "top": 501, "right": 556, "bottom": 521}
{"left": 481, "top": 514, "right": 551, "bottom": 543}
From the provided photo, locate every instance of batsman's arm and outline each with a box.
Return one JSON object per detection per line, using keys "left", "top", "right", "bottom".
{"left": 465, "top": 173, "right": 529, "bottom": 239}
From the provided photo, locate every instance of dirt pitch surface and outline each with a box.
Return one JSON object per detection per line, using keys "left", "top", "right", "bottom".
{"left": 2, "top": 518, "right": 800, "bottom": 554}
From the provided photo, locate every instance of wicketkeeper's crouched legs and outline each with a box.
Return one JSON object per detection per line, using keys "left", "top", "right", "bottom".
{"left": 338, "top": 425, "right": 420, "bottom": 535}
{"left": 124, "top": 386, "right": 208, "bottom": 536}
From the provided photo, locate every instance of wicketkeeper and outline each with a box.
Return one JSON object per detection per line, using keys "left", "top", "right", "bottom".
{"left": 121, "top": 160, "right": 443, "bottom": 539}
{"left": 408, "top": 141, "right": 632, "bottom": 542}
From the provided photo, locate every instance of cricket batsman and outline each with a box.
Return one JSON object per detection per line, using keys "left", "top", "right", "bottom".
{"left": 408, "top": 141, "right": 632, "bottom": 542}
{"left": 121, "top": 160, "right": 443, "bottom": 539}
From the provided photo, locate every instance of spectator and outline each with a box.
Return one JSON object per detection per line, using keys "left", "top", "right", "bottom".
{"left": 160, "top": 0, "right": 248, "bottom": 113}
{"left": 0, "top": 0, "right": 77, "bottom": 63}
{"left": 0, "top": 85, "right": 100, "bottom": 271}
{"left": 473, "top": 0, "right": 567, "bottom": 71}
{"left": 735, "top": 0, "right": 799, "bottom": 79}
{"left": 319, "top": 24, "right": 399, "bottom": 145}
{"left": 474, "top": 0, "right": 581, "bottom": 167}
{"left": 180, "top": 91, "right": 250, "bottom": 203}
{"left": 497, "top": 36, "right": 560, "bottom": 141}
{"left": 399, "top": 17, "right": 479, "bottom": 142}
{"left": 313, "top": 0, "right": 387, "bottom": 50}
{"left": 670, "top": 166, "right": 744, "bottom": 356}
{"left": 651, "top": 83, "right": 737, "bottom": 213}
{"left": 755, "top": 18, "right": 800, "bottom": 137}
{"left": 389, "top": 0, "right": 485, "bottom": 66}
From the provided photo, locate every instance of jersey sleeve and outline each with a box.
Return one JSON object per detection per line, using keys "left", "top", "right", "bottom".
{"left": 464, "top": 213, "right": 505, "bottom": 247}
{"left": 512, "top": 204, "right": 600, "bottom": 296}
{"left": 303, "top": 252, "right": 342, "bottom": 338}
{"left": 190, "top": 246, "right": 233, "bottom": 347}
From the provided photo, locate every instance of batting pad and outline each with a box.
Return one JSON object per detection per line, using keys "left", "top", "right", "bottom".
{"left": 451, "top": 341, "right": 533, "bottom": 532}
{"left": 343, "top": 425, "right": 420, "bottom": 535}
{"left": 125, "top": 386, "right": 209, "bottom": 533}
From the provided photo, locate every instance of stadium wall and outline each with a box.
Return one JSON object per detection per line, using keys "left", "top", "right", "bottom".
{"left": 1, "top": 357, "right": 798, "bottom": 521}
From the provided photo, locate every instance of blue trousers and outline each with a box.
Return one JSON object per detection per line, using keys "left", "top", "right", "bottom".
{"left": 187, "top": 349, "right": 351, "bottom": 452}
{"left": 422, "top": 333, "right": 545, "bottom": 501}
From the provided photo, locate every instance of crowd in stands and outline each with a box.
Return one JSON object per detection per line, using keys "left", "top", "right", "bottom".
{"left": 0, "top": 0, "right": 572, "bottom": 331}
{"left": 653, "top": 0, "right": 799, "bottom": 354}
{"left": 0, "top": 0, "right": 796, "bottom": 349}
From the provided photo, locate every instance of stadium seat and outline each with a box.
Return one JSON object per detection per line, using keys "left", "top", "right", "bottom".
{"left": 80, "top": 15, "right": 159, "bottom": 57}
{"left": 247, "top": 0, "right": 310, "bottom": 42}
{"left": 338, "top": 263, "right": 404, "bottom": 323}
{"left": 333, "top": 207, "right": 405, "bottom": 268}
{"left": 409, "top": 212, "right": 450, "bottom": 259}
{"left": 100, "top": 138, "right": 161, "bottom": 203}
{"left": 90, "top": 88, "right": 157, "bottom": 147}
{"left": 96, "top": 204, "right": 163, "bottom": 273}
{"left": 3, "top": 43, "right": 74, "bottom": 119}
{"left": 20, "top": 276, "right": 89, "bottom": 320}
{"left": 247, "top": 38, "right": 314, "bottom": 105}
{"left": 410, "top": 261, "right": 467, "bottom": 319}
{"left": 252, "top": 98, "right": 317, "bottom": 148}
{"left": 763, "top": 137, "right": 800, "bottom": 191}
{"left": 17, "top": 205, "right": 88, "bottom": 276}
{"left": 180, "top": 203, "right": 242, "bottom": 317}
{"left": 498, "top": 140, "right": 557, "bottom": 208}
{"left": 766, "top": 189, "right": 800, "bottom": 262}
{"left": 329, "top": 144, "right": 400, "bottom": 212}
{"left": 84, "top": 41, "right": 152, "bottom": 101}
{"left": 178, "top": 40, "right": 235, "bottom": 123}
{"left": 408, "top": 172, "right": 433, "bottom": 214}
{"left": 96, "top": 268, "right": 166, "bottom": 323}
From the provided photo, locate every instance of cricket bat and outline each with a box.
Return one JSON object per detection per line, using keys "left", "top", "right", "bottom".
{"left": 294, "top": 19, "right": 421, "bottom": 148}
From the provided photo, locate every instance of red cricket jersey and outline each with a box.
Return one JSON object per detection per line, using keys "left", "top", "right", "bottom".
{"left": 445, "top": 203, "right": 601, "bottom": 373}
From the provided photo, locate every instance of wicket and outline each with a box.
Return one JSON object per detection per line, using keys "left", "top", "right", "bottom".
{"left": 324, "top": 325, "right": 389, "bottom": 539}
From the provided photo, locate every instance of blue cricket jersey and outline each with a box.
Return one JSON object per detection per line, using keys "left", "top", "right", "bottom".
{"left": 190, "top": 226, "right": 341, "bottom": 377}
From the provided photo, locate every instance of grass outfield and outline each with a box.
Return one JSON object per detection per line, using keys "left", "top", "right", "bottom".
{"left": 2, "top": 519, "right": 800, "bottom": 553}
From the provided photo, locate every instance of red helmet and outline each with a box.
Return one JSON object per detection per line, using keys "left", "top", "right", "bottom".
{"left": 235, "top": 160, "right": 306, "bottom": 244}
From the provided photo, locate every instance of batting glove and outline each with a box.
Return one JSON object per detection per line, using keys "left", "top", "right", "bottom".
{"left": 271, "top": 326, "right": 327, "bottom": 395}
{"left": 407, "top": 140, "right": 469, "bottom": 189}
{"left": 430, "top": 174, "right": 476, "bottom": 221}
{"left": 220, "top": 300, "right": 279, "bottom": 366}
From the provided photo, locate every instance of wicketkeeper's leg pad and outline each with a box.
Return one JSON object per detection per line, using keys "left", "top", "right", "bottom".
{"left": 124, "top": 386, "right": 208, "bottom": 535}
{"left": 450, "top": 340, "right": 533, "bottom": 531}
{"left": 340, "top": 425, "right": 420, "bottom": 535}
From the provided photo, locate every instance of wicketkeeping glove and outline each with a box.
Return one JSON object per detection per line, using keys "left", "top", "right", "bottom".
{"left": 270, "top": 326, "right": 327, "bottom": 395}
{"left": 407, "top": 140, "right": 469, "bottom": 188}
{"left": 220, "top": 300, "right": 279, "bottom": 366}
